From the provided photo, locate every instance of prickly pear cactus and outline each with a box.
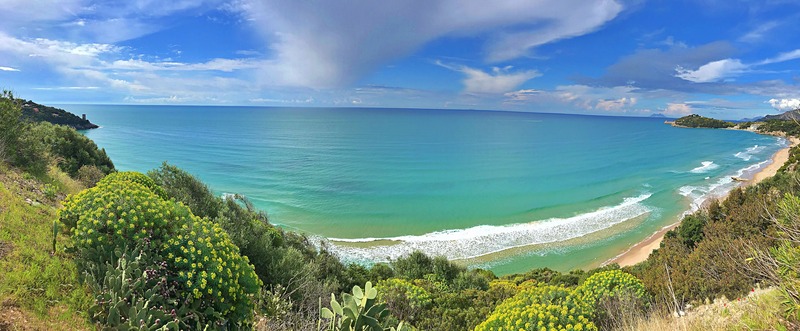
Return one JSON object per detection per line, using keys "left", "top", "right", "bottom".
{"left": 320, "top": 282, "right": 410, "bottom": 331}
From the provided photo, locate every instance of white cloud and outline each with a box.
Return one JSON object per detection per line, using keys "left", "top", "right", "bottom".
{"left": 675, "top": 48, "right": 800, "bottom": 84}
{"left": 0, "top": 66, "right": 20, "bottom": 72}
{"left": 240, "top": 0, "right": 622, "bottom": 88}
{"left": 664, "top": 103, "right": 692, "bottom": 116}
{"left": 739, "top": 21, "right": 779, "bottom": 43}
{"left": 436, "top": 61, "right": 540, "bottom": 94}
{"left": 0, "top": 0, "right": 227, "bottom": 43}
{"left": 595, "top": 97, "right": 637, "bottom": 111}
{"left": 675, "top": 59, "right": 747, "bottom": 83}
{"left": 768, "top": 98, "right": 800, "bottom": 111}
{"left": 759, "top": 49, "right": 800, "bottom": 65}
{"left": 32, "top": 86, "right": 99, "bottom": 90}
{"left": 109, "top": 58, "right": 262, "bottom": 72}
{"left": 503, "top": 89, "right": 542, "bottom": 102}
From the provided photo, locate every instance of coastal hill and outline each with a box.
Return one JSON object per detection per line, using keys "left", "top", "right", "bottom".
{"left": 20, "top": 99, "right": 98, "bottom": 130}
{"left": 763, "top": 109, "right": 800, "bottom": 121}
{"left": 671, "top": 114, "right": 735, "bottom": 128}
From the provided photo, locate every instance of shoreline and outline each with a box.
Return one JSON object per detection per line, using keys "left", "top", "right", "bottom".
{"left": 608, "top": 135, "right": 800, "bottom": 267}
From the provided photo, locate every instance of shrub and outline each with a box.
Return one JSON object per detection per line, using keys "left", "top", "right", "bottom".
{"left": 76, "top": 165, "right": 106, "bottom": 187}
{"left": 162, "top": 213, "right": 262, "bottom": 326}
{"left": 377, "top": 278, "right": 432, "bottom": 322}
{"left": 60, "top": 171, "right": 261, "bottom": 328}
{"left": 31, "top": 122, "right": 114, "bottom": 177}
{"left": 62, "top": 179, "right": 175, "bottom": 264}
{"left": 101, "top": 171, "right": 168, "bottom": 199}
{"left": 577, "top": 270, "right": 649, "bottom": 328}
{"left": 475, "top": 285, "right": 596, "bottom": 331}
{"left": 578, "top": 270, "right": 648, "bottom": 307}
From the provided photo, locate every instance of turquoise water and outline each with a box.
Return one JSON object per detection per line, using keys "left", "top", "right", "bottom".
{"left": 66, "top": 105, "right": 784, "bottom": 275}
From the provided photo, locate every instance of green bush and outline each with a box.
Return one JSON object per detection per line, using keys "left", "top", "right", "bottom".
{"left": 102, "top": 171, "right": 168, "bottom": 199}
{"left": 61, "top": 179, "right": 174, "bottom": 260}
{"left": 475, "top": 284, "right": 596, "bottom": 331}
{"left": 577, "top": 270, "right": 649, "bottom": 328}
{"left": 59, "top": 170, "right": 261, "bottom": 328}
{"left": 31, "top": 122, "right": 114, "bottom": 177}
{"left": 163, "top": 214, "right": 262, "bottom": 325}
{"left": 76, "top": 165, "right": 106, "bottom": 187}
{"left": 377, "top": 278, "right": 432, "bottom": 322}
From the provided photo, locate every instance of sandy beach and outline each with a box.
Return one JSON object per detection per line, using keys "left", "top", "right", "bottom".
{"left": 608, "top": 135, "right": 800, "bottom": 267}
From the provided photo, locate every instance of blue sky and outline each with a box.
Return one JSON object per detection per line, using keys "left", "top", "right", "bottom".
{"left": 1, "top": 0, "right": 800, "bottom": 119}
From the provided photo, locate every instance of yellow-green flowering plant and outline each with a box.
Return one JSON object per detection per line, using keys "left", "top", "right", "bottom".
{"left": 475, "top": 284, "right": 597, "bottom": 331}
{"left": 59, "top": 171, "right": 261, "bottom": 329}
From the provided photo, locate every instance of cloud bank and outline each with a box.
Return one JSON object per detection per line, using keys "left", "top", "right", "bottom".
{"left": 240, "top": 0, "right": 622, "bottom": 88}
{"left": 769, "top": 98, "right": 800, "bottom": 112}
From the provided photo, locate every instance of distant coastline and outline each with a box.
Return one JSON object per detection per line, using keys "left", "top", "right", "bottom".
{"left": 20, "top": 99, "right": 99, "bottom": 130}
{"left": 608, "top": 127, "right": 799, "bottom": 267}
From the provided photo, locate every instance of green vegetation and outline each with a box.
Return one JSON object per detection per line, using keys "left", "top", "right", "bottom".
{"left": 60, "top": 172, "right": 262, "bottom": 329}
{"left": 32, "top": 122, "right": 114, "bottom": 177}
{"left": 476, "top": 283, "right": 597, "bottom": 331}
{"left": 673, "top": 114, "right": 735, "bottom": 128}
{"left": 0, "top": 166, "right": 93, "bottom": 329}
{"left": 759, "top": 119, "right": 800, "bottom": 136}
{"left": 0, "top": 91, "right": 114, "bottom": 178}
{"left": 19, "top": 99, "right": 99, "bottom": 130}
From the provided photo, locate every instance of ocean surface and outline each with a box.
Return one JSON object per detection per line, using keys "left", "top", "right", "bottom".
{"left": 64, "top": 105, "right": 785, "bottom": 275}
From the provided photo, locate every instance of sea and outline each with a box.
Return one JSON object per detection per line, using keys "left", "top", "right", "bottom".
{"left": 63, "top": 105, "right": 786, "bottom": 275}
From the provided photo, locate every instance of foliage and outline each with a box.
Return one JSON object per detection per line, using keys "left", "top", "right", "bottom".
{"left": 83, "top": 248, "right": 179, "bottom": 330}
{"left": 475, "top": 284, "right": 597, "bottom": 331}
{"left": 0, "top": 91, "right": 49, "bottom": 174}
{"left": 748, "top": 193, "right": 800, "bottom": 324}
{"left": 320, "top": 282, "right": 408, "bottom": 331}
{"left": 18, "top": 99, "right": 98, "bottom": 130}
{"left": 0, "top": 90, "right": 22, "bottom": 164}
{"left": 31, "top": 122, "right": 114, "bottom": 177}
{"left": 76, "top": 165, "right": 106, "bottom": 187}
{"left": 759, "top": 119, "right": 800, "bottom": 136}
{"left": 577, "top": 270, "right": 650, "bottom": 328}
{"left": 673, "top": 114, "right": 734, "bottom": 129}
{"left": 577, "top": 270, "right": 649, "bottom": 309}
{"left": 376, "top": 278, "right": 431, "bottom": 323}
{"left": 59, "top": 170, "right": 261, "bottom": 328}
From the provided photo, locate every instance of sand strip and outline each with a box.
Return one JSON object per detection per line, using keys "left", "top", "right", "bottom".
{"left": 608, "top": 136, "right": 800, "bottom": 267}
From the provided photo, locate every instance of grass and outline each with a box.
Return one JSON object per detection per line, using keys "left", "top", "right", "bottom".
{"left": 616, "top": 288, "right": 790, "bottom": 331}
{"left": 0, "top": 165, "right": 93, "bottom": 330}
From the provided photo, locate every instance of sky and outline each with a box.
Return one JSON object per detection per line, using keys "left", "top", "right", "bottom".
{"left": 1, "top": 0, "right": 800, "bottom": 119}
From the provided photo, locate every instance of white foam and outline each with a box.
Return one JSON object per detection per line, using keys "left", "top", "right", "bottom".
{"left": 689, "top": 161, "right": 719, "bottom": 173}
{"left": 678, "top": 159, "right": 771, "bottom": 212}
{"left": 318, "top": 194, "right": 653, "bottom": 263}
{"left": 734, "top": 144, "right": 764, "bottom": 161}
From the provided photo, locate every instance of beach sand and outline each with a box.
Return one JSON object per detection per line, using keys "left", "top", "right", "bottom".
{"left": 608, "top": 136, "right": 800, "bottom": 267}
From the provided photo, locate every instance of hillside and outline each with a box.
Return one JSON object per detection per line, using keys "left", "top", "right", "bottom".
{"left": 20, "top": 100, "right": 98, "bottom": 130}
{"left": 763, "top": 109, "right": 800, "bottom": 121}
{"left": 672, "top": 114, "right": 735, "bottom": 128}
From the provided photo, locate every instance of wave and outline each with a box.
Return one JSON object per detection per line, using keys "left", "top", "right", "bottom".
{"left": 678, "top": 159, "right": 770, "bottom": 211}
{"left": 689, "top": 161, "right": 719, "bottom": 173}
{"left": 734, "top": 144, "right": 765, "bottom": 161}
{"left": 319, "top": 194, "right": 653, "bottom": 263}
